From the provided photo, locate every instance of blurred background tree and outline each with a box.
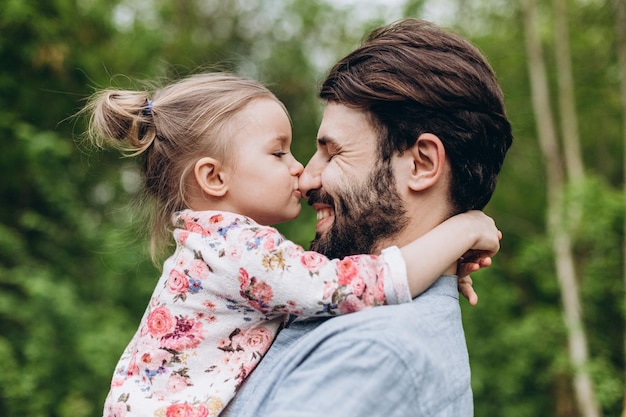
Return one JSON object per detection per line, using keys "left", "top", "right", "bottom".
{"left": 0, "top": 0, "right": 623, "bottom": 416}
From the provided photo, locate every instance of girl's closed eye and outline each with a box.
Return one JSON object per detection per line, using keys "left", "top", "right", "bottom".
{"left": 273, "top": 151, "right": 287, "bottom": 158}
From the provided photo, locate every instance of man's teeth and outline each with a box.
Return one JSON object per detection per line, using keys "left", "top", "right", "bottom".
{"left": 316, "top": 208, "right": 333, "bottom": 221}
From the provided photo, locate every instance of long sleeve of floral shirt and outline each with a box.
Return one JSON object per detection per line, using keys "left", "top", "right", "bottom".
{"left": 103, "top": 209, "right": 411, "bottom": 417}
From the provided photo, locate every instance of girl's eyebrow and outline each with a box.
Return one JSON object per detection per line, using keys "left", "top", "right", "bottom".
{"left": 272, "top": 135, "right": 291, "bottom": 148}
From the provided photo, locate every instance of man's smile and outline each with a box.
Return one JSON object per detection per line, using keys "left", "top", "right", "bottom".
{"left": 312, "top": 203, "right": 334, "bottom": 232}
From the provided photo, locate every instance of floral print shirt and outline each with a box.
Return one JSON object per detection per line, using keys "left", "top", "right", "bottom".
{"left": 104, "top": 210, "right": 411, "bottom": 417}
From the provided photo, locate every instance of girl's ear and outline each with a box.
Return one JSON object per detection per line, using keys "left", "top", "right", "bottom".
{"left": 407, "top": 133, "right": 446, "bottom": 191}
{"left": 194, "top": 157, "right": 228, "bottom": 197}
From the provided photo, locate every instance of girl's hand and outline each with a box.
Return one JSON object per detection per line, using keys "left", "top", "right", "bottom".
{"left": 457, "top": 252, "right": 494, "bottom": 306}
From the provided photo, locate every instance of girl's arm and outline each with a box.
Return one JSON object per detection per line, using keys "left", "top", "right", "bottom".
{"left": 184, "top": 210, "right": 498, "bottom": 318}
{"left": 234, "top": 210, "right": 499, "bottom": 313}
{"left": 400, "top": 210, "right": 501, "bottom": 299}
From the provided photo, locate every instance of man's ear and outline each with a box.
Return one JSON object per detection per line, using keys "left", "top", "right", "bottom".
{"left": 407, "top": 133, "right": 446, "bottom": 191}
{"left": 194, "top": 157, "right": 228, "bottom": 197}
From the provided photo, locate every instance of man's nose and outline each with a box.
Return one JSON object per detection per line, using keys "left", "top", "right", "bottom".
{"left": 298, "top": 155, "right": 323, "bottom": 199}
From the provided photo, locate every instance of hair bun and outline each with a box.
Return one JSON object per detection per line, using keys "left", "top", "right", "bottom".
{"left": 86, "top": 89, "right": 157, "bottom": 156}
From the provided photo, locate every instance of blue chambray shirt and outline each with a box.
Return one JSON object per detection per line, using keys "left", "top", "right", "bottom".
{"left": 222, "top": 275, "right": 473, "bottom": 417}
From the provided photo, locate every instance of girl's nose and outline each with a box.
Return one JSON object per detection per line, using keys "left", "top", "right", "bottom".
{"left": 290, "top": 157, "right": 304, "bottom": 177}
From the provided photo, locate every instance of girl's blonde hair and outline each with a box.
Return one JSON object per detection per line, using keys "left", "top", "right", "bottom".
{"left": 84, "top": 72, "right": 284, "bottom": 261}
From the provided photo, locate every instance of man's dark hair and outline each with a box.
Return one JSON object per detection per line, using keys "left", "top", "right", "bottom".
{"left": 320, "top": 18, "right": 513, "bottom": 212}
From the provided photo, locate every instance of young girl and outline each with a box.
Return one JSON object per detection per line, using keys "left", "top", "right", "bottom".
{"left": 84, "top": 72, "right": 500, "bottom": 417}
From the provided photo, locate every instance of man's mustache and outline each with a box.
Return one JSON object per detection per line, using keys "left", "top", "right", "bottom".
{"left": 307, "top": 189, "right": 335, "bottom": 207}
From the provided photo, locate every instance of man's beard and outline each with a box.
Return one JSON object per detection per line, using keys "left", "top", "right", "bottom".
{"left": 309, "top": 161, "right": 409, "bottom": 259}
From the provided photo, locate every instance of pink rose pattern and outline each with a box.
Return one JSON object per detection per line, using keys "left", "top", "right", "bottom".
{"left": 104, "top": 210, "right": 396, "bottom": 417}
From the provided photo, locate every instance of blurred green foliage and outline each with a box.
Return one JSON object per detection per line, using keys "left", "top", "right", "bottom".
{"left": 0, "top": 0, "right": 623, "bottom": 416}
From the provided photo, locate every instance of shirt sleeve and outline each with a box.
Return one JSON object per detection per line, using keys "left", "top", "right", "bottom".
{"left": 190, "top": 218, "right": 411, "bottom": 318}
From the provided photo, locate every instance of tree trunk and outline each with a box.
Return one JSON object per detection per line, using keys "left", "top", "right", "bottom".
{"left": 615, "top": 0, "right": 626, "bottom": 415}
{"left": 553, "top": 0, "right": 585, "bottom": 184}
{"left": 520, "top": 0, "right": 601, "bottom": 415}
